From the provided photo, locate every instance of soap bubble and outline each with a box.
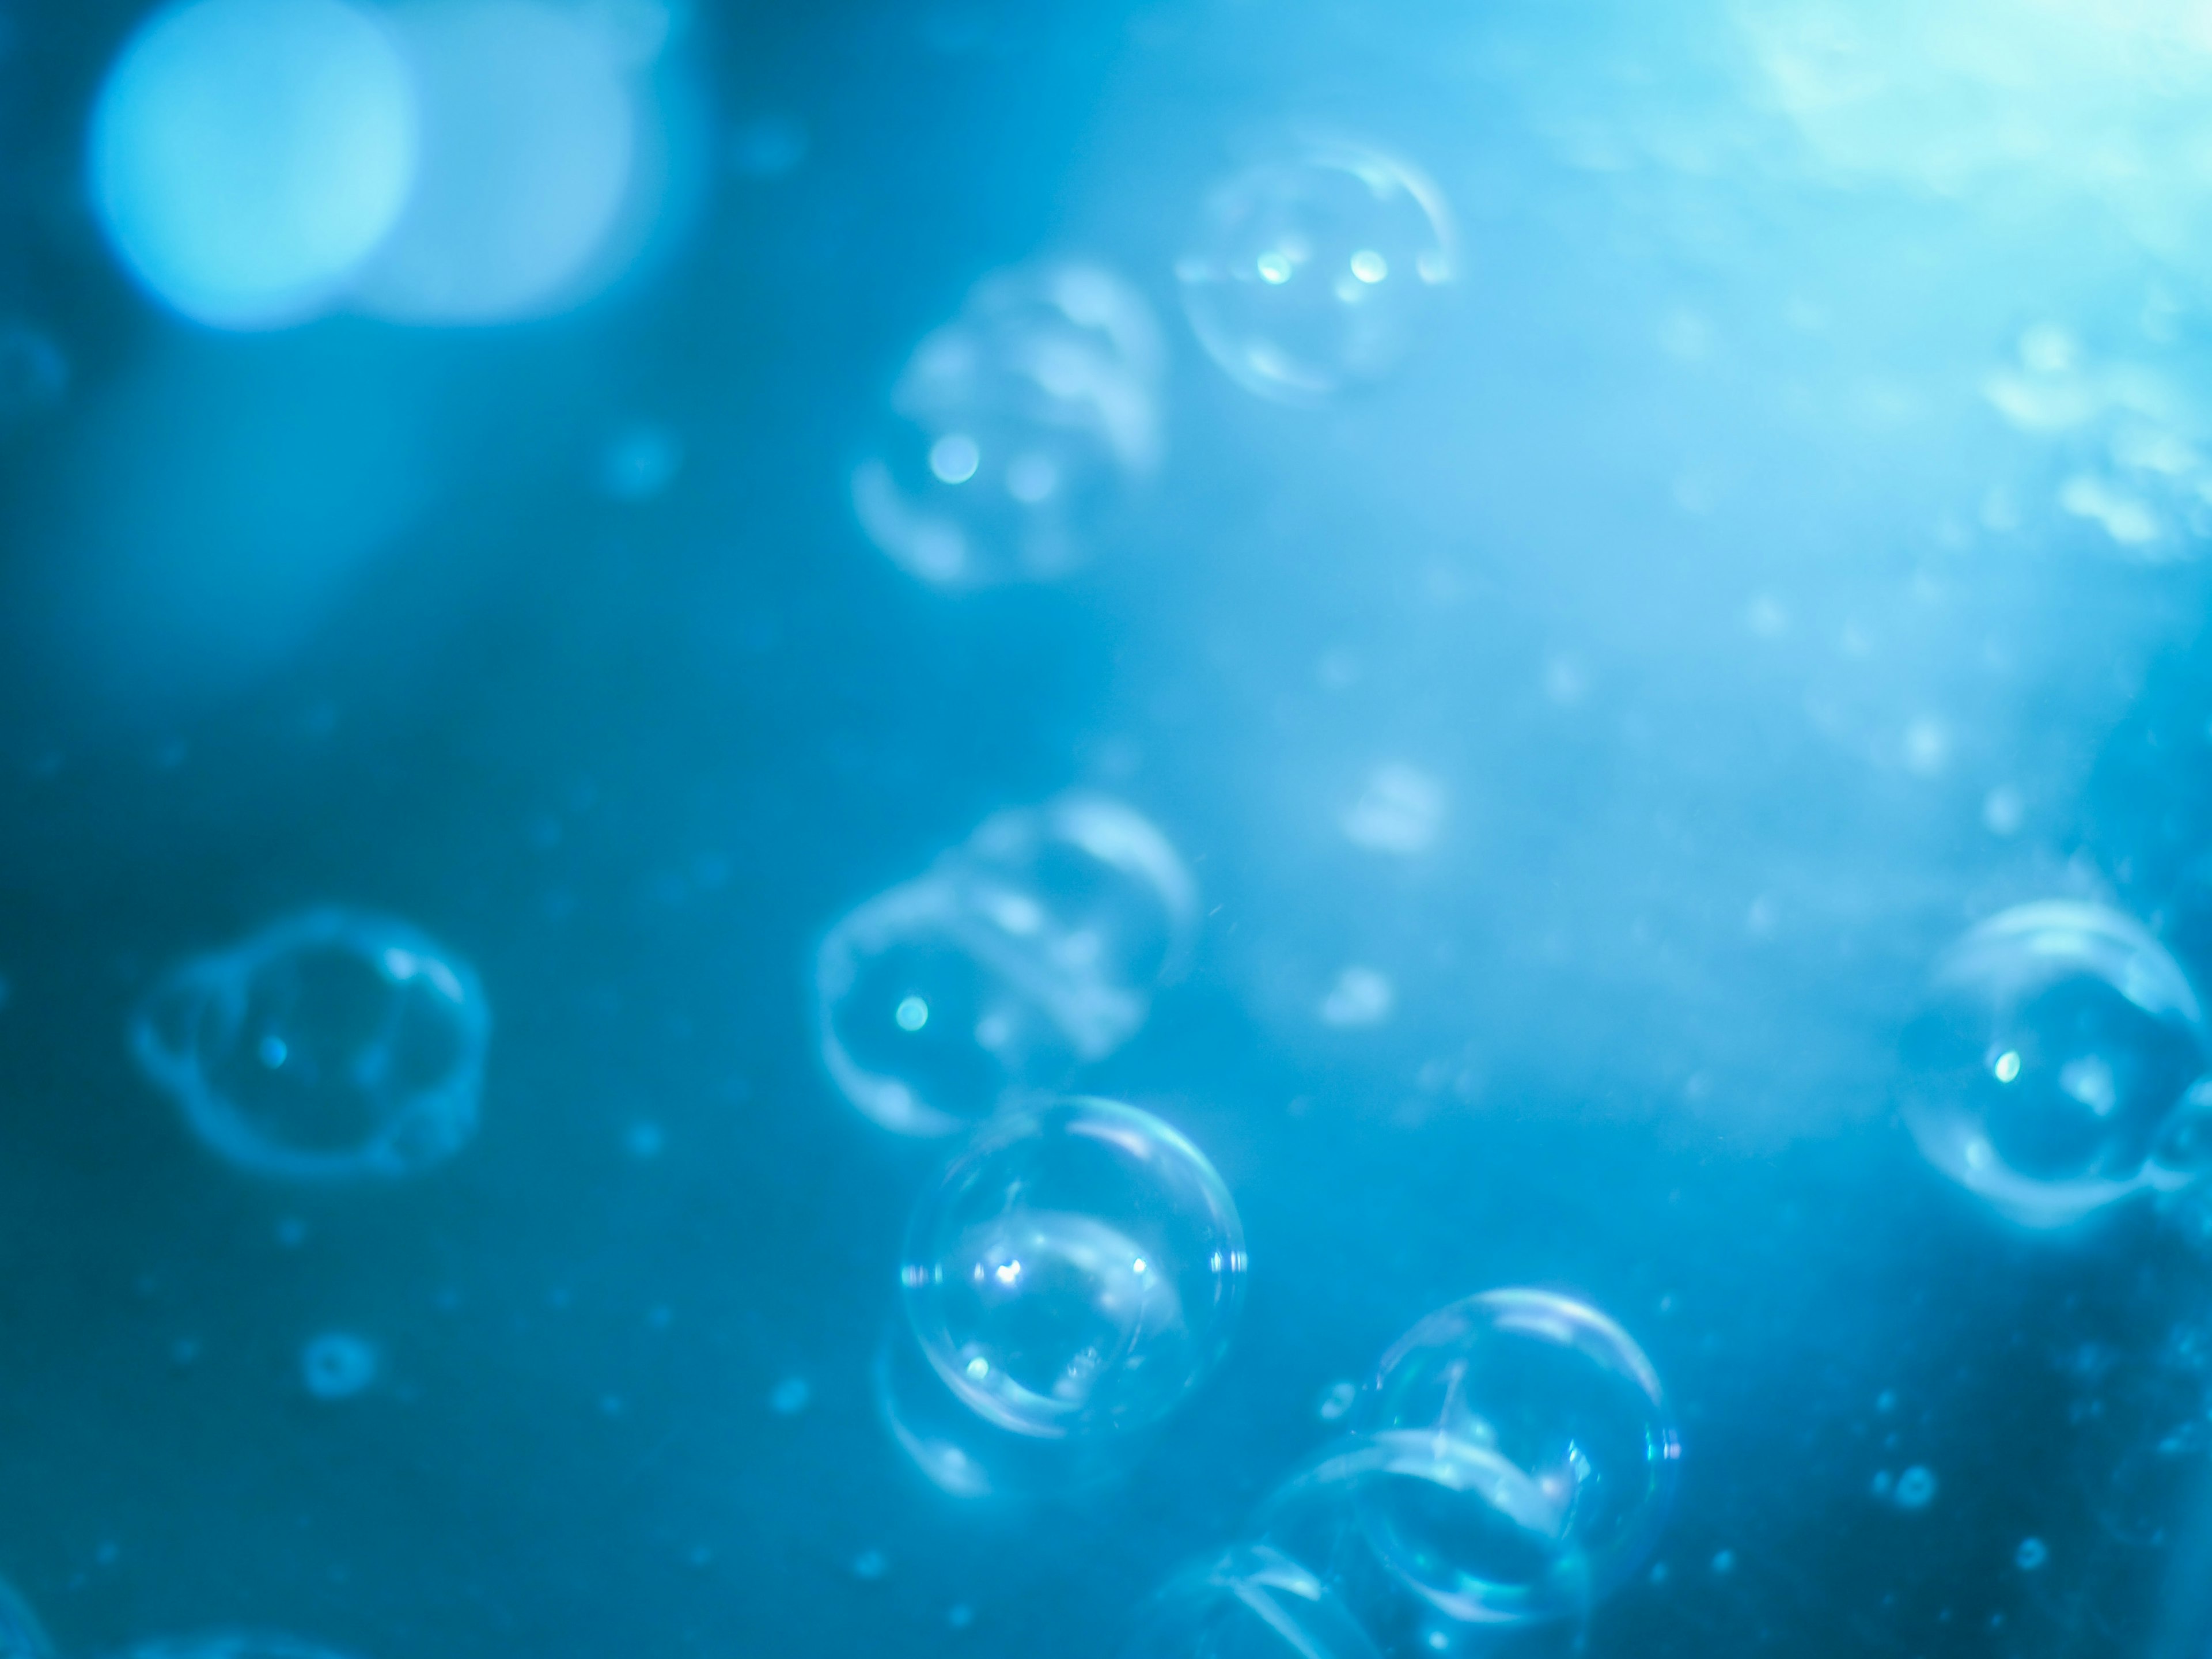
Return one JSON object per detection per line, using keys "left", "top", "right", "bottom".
{"left": 851, "top": 260, "right": 1164, "bottom": 588}
{"left": 1900, "top": 902, "right": 2212, "bottom": 1228}
{"left": 815, "top": 793, "right": 1198, "bottom": 1135}
{"left": 1178, "top": 141, "right": 1455, "bottom": 406}
{"left": 1350, "top": 1289, "right": 1680, "bottom": 1625}
{"left": 130, "top": 906, "right": 490, "bottom": 1181}
{"left": 1123, "top": 1544, "right": 1384, "bottom": 1659}
{"left": 900, "top": 1096, "right": 1246, "bottom": 1440}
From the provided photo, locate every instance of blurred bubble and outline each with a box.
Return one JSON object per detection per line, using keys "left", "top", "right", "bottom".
{"left": 2016, "top": 1536, "right": 2048, "bottom": 1570}
{"left": 90, "top": 0, "right": 418, "bottom": 328}
{"left": 0, "top": 324, "right": 69, "bottom": 427}
{"left": 1343, "top": 764, "right": 1445, "bottom": 856}
{"left": 131, "top": 906, "right": 490, "bottom": 1181}
{"left": 1892, "top": 1465, "right": 1937, "bottom": 1509}
{"left": 1319, "top": 967, "right": 1394, "bottom": 1029}
{"left": 900, "top": 1096, "right": 1246, "bottom": 1440}
{"left": 769, "top": 1375, "right": 810, "bottom": 1415}
{"left": 351, "top": 0, "right": 648, "bottom": 323}
{"left": 1350, "top": 1289, "right": 1679, "bottom": 1625}
{"left": 852, "top": 260, "right": 1164, "bottom": 588}
{"left": 0, "top": 1577, "right": 55, "bottom": 1659}
{"left": 1177, "top": 141, "right": 1455, "bottom": 406}
{"left": 300, "top": 1331, "right": 378, "bottom": 1398}
{"left": 597, "top": 421, "right": 684, "bottom": 501}
{"left": 729, "top": 113, "right": 808, "bottom": 179}
{"left": 1122, "top": 1543, "right": 1384, "bottom": 1659}
{"left": 815, "top": 794, "right": 1197, "bottom": 1135}
{"left": 1900, "top": 901, "right": 2212, "bottom": 1228}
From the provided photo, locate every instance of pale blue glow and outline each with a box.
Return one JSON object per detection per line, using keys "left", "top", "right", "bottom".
{"left": 90, "top": 0, "right": 418, "bottom": 329}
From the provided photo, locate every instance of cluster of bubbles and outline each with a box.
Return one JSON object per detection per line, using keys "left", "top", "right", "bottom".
{"left": 89, "top": 0, "right": 681, "bottom": 329}
{"left": 1900, "top": 900, "right": 2212, "bottom": 1229}
{"left": 878, "top": 1096, "right": 1247, "bottom": 1499}
{"left": 1126, "top": 1289, "right": 1679, "bottom": 1658}
{"left": 129, "top": 906, "right": 490, "bottom": 1183}
{"left": 813, "top": 793, "right": 1197, "bottom": 1137}
{"left": 853, "top": 139, "right": 1456, "bottom": 587}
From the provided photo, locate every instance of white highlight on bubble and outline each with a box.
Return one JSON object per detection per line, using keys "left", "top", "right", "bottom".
{"left": 90, "top": 0, "right": 419, "bottom": 329}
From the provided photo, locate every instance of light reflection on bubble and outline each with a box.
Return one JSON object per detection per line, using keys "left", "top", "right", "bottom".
{"left": 1900, "top": 901, "right": 2212, "bottom": 1228}
{"left": 851, "top": 260, "right": 1164, "bottom": 588}
{"left": 1121, "top": 1543, "right": 1384, "bottom": 1659}
{"left": 900, "top": 1097, "right": 1245, "bottom": 1441}
{"left": 1178, "top": 141, "right": 1455, "bottom": 406}
{"left": 130, "top": 906, "right": 490, "bottom": 1181}
{"left": 814, "top": 794, "right": 1196, "bottom": 1135}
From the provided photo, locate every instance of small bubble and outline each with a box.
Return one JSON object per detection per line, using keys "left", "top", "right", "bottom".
{"left": 1316, "top": 1380, "right": 1357, "bottom": 1421}
{"left": 1871, "top": 1469, "right": 1893, "bottom": 1499}
{"left": 1894, "top": 1465, "right": 1938, "bottom": 1510}
{"left": 2016, "top": 1536, "right": 2048, "bottom": 1570}
{"left": 894, "top": 995, "right": 930, "bottom": 1032}
{"left": 597, "top": 422, "right": 684, "bottom": 502}
{"left": 852, "top": 1549, "right": 888, "bottom": 1581}
{"left": 1876, "top": 1389, "right": 1897, "bottom": 1414}
{"left": 274, "top": 1217, "right": 308, "bottom": 1249}
{"left": 947, "top": 1604, "right": 974, "bottom": 1630}
{"left": 301, "top": 1331, "right": 378, "bottom": 1400}
{"left": 624, "top": 1119, "right": 666, "bottom": 1160}
{"left": 1710, "top": 1550, "right": 1736, "bottom": 1575}
{"left": 730, "top": 113, "right": 808, "bottom": 178}
{"left": 770, "top": 1376, "right": 810, "bottom": 1415}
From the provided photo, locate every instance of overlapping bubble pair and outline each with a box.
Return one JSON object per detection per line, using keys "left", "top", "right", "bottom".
{"left": 1901, "top": 900, "right": 2212, "bottom": 1229}
{"left": 813, "top": 792, "right": 1198, "bottom": 1137}
{"left": 129, "top": 906, "right": 490, "bottom": 1182}
{"left": 1126, "top": 1290, "right": 1679, "bottom": 1658}
{"left": 876, "top": 1095, "right": 1248, "bottom": 1499}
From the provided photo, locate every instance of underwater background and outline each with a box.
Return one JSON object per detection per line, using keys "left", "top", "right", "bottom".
{"left": 1, "top": 0, "right": 2211, "bottom": 1656}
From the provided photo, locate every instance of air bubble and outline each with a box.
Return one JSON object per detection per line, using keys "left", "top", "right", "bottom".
{"left": 815, "top": 794, "right": 1197, "bottom": 1135}
{"left": 852, "top": 260, "right": 1163, "bottom": 588}
{"left": 1893, "top": 1465, "right": 1938, "bottom": 1510}
{"left": 1179, "top": 141, "right": 1455, "bottom": 406}
{"left": 900, "top": 1097, "right": 1245, "bottom": 1440}
{"left": 2016, "top": 1536, "right": 2048, "bottom": 1570}
{"left": 1900, "top": 902, "right": 2212, "bottom": 1228}
{"left": 130, "top": 907, "right": 491, "bottom": 1182}
{"left": 1349, "top": 1289, "right": 1680, "bottom": 1624}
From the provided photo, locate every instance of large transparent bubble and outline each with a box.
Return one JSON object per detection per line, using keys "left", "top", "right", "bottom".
{"left": 1177, "top": 142, "right": 1455, "bottom": 407}
{"left": 900, "top": 1096, "right": 1246, "bottom": 1440}
{"left": 1900, "top": 901, "right": 2212, "bottom": 1228}
{"left": 851, "top": 260, "right": 1164, "bottom": 588}
{"left": 814, "top": 793, "right": 1198, "bottom": 1135}
{"left": 1350, "top": 1290, "right": 1679, "bottom": 1626}
{"left": 1122, "top": 1544, "right": 1384, "bottom": 1659}
{"left": 130, "top": 906, "right": 490, "bottom": 1181}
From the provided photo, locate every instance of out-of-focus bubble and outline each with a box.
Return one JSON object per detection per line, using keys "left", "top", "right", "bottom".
{"left": 130, "top": 906, "right": 490, "bottom": 1181}
{"left": 90, "top": 0, "right": 419, "bottom": 328}
{"left": 1892, "top": 1465, "right": 1937, "bottom": 1509}
{"left": 1177, "top": 142, "right": 1455, "bottom": 406}
{"left": 1319, "top": 967, "right": 1394, "bottom": 1029}
{"left": 851, "top": 260, "right": 1164, "bottom": 588}
{"left": 596, "top": 421, "right": 684, "bottom": 501}
{"left": 1122, "top": 1543, "right": 1384, "bottom": 1659}
{"left": 815, "top": 794, "right": 1197, "bottom": 1135}
{"left": 1351, "top": 1289, "right": 1680, "bottom": 1624}
{"left": 1900, "top": 901, "right": 2212, "bottom": 1228}
{"left": 1343, "top": 764, "right": 1445, "bottom": 856}
{"left": 350, "top": 0, "right": 645, "bottom": 323}
{"left": 2016, "top": 1536, "right": 2048, "bottom": 1570}
{"left": 900, "top": 1097, "right": 1246, "bottom": 1440}
{"left": 300, "top": 1331, "right": 378, "bottom": 1398}
{"left": 0, "top": 1577, "right": 55, "bottom": 1659}
{"left": 729, "top": 113, "right": 807, "bottom": 179}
